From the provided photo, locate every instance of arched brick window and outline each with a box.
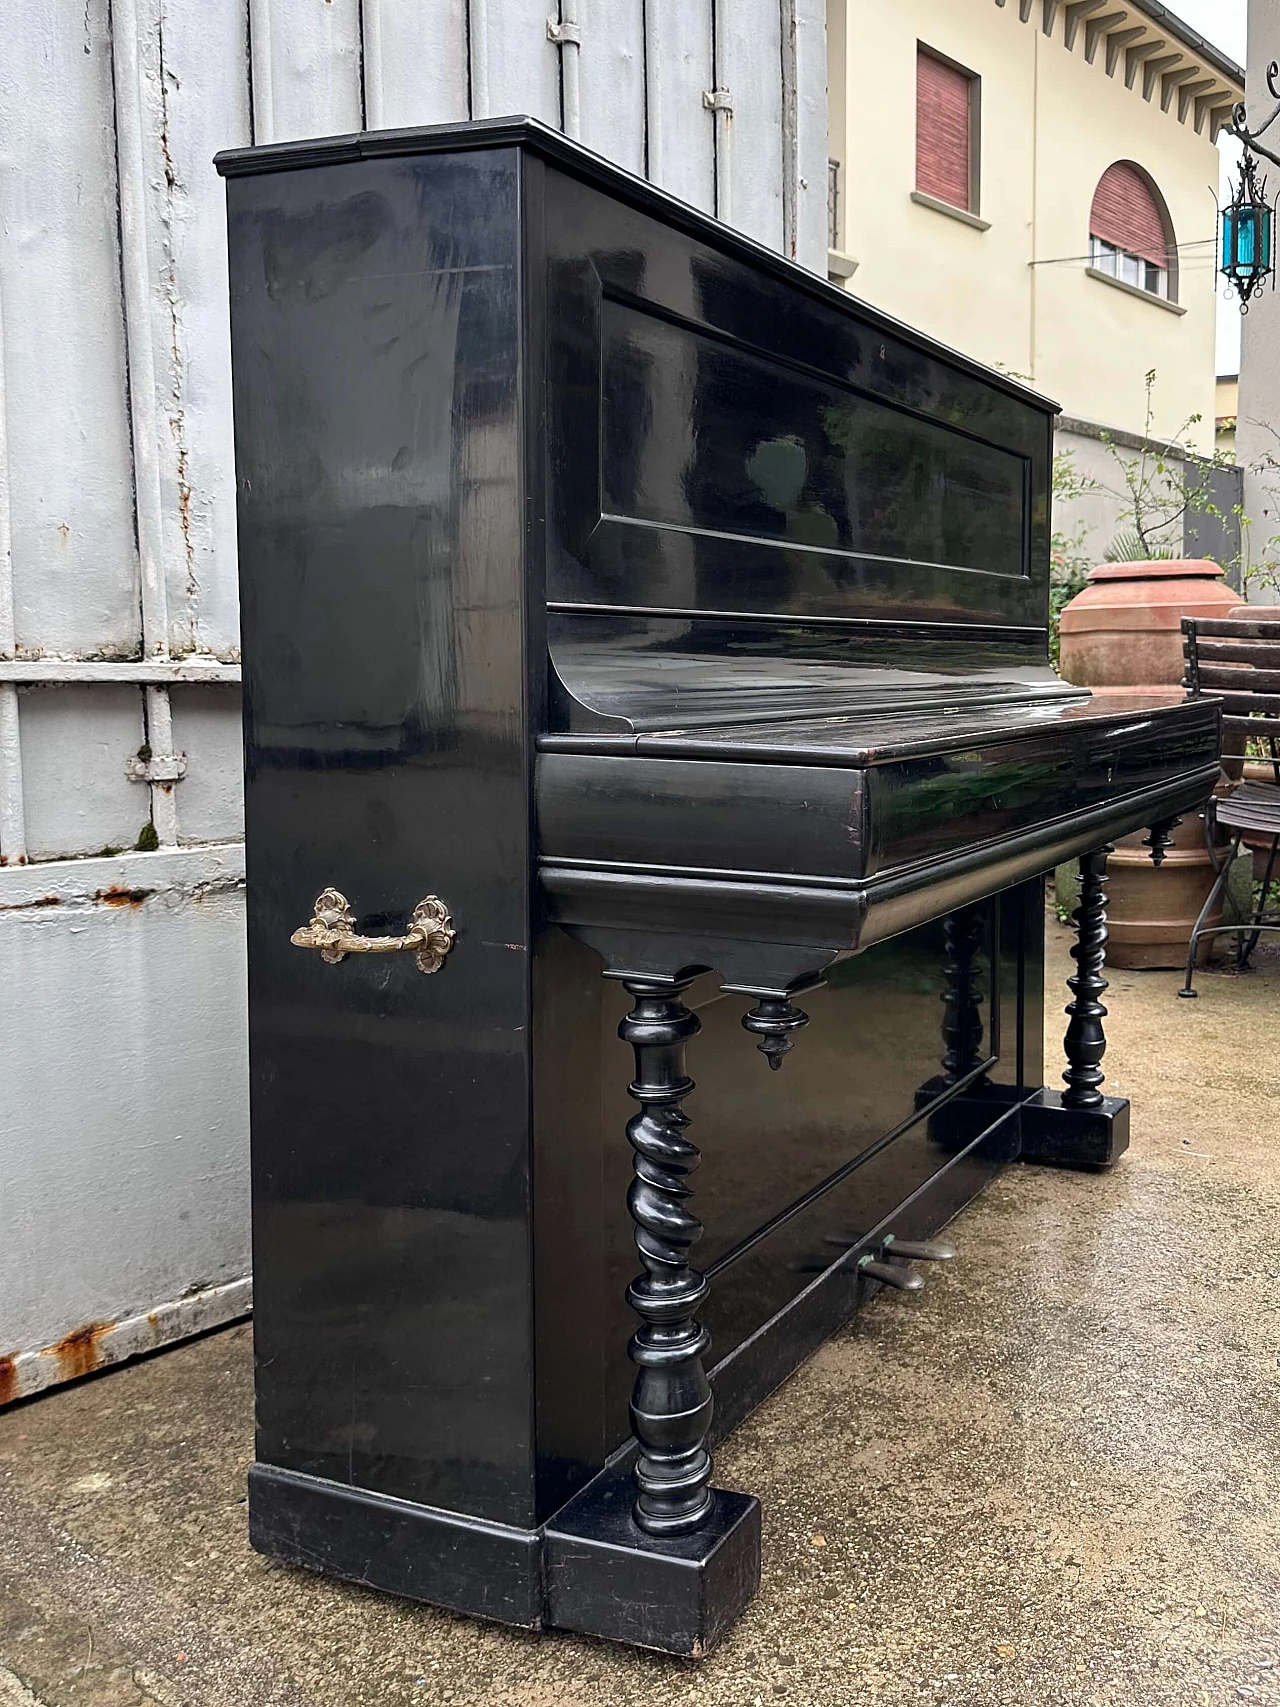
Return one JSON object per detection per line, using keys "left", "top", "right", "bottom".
{"left": 1088, "top": 162, "right": 1177, "bottom": 301}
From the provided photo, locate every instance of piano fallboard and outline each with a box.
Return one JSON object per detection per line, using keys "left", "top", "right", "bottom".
{"left": 538, "top": 690, "right": 1220, "bottom": 979}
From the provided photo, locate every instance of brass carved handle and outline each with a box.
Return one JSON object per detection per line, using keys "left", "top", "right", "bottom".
{"left": 290, "top": 887, "right": 456, "bottom": 974}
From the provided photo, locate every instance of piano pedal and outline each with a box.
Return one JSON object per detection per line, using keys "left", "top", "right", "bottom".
{"left": 788, "top": 1235, "right": 958, "bottom": 1286}
{"left": 858, "top": 1259, "right": 925, "bottom": 1292}
{"left": 821, "top": 1233, "right": 956, "bottom": 1262}
{"left": 882, "top": 1236, "right": 957, "bottom": 1263}
{"left": 860, "top": 1232, "right": 957, "bottom": 1290}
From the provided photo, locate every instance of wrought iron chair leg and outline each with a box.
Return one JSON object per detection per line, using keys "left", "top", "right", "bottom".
{"left": 1180, "top": 829, "right": 1243, "bottom": 998}
{"left": 1242, "top": 834, "right": 1280, "bottom": 966}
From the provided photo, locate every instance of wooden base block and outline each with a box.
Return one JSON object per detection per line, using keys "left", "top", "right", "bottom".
{"left": 1020, "top": 1088, "right": 1130, "bottom": 1169}
{"left": 543, "top": 1470, "right": 760, "bottom": 1656}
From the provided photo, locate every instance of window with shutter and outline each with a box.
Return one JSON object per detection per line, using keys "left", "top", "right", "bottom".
{"left": 1088, "top": 162, "right": 1176, "bottom": 301}
{"left": 916, "top": 48, "right": 976, "bottom": 213}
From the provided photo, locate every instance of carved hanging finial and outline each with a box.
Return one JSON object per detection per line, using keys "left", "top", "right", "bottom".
{"left": 1142, "top": 816, "right": 1182, "bottom": 867}
{"left": 741, "top": 995, "right": 810, "bottom": 1070}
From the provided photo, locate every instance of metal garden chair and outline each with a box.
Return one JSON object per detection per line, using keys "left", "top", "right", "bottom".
{"left": 1180, "top": 614, "right": 1280, "bottom": 997}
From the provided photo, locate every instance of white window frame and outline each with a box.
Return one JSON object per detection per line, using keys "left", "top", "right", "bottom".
{"left": 1089, "top": 234, "right": 1167, "bottom": 300}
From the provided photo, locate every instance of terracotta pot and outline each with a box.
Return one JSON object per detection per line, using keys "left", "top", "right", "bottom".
{"left": 1103, "top": 816, "right": 1222, "bottom": 969}
{"left": 1057, "top": 560, "right": 1236, "bottom": 968}
{"left": 1058, "top": 559, "right": 1239, "bottom": 689}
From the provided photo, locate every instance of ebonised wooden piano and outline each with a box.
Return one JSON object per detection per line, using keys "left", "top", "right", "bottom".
{"left": 217, "top": 117, "right": 1220, "bottom": 1656}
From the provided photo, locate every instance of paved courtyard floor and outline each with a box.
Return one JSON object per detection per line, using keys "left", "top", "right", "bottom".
{"left": 2, "top": 919, "right": 1279, "bottom": 1707}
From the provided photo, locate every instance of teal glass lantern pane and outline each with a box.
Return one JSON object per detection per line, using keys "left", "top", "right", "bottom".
{"left": 1238, "top": 206, "right": 1258, "bottom": 270}
{"left": 1260, "top": 204, "right": 1273, "bottom": 270}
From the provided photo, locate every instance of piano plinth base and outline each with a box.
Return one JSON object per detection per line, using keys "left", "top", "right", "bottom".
{"left": 544, "top": 1469, "right": 761, "bottom": 1657}
{"left": 246, "top": 1463, "right": 545, "bottom": 1628}
{"left": 1020, "top": 1088, "right": 1131, "bottom": 1170}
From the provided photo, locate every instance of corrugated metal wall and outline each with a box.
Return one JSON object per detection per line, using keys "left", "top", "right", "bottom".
{"left": 0, "top": 0, "right": 827, "bottom": 1402}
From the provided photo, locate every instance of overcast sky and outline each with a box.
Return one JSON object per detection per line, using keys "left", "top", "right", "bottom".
{"left": 1164, "top": 0, "right": 1247, "bottom": 373}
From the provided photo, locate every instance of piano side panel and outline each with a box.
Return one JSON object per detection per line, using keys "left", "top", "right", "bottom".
{"left": 532, "top": 885, "right": 1038, "bottom": 1503}
{"left": 228, "top": 149, "right": 541, "bottom": 1527}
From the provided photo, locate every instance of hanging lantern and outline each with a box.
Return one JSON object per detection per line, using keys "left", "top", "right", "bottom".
{"left": 1222, "top": 63, "right": 1280, "bottom": 311}
{"left": 1221, "top": 150, "right": 1274, "bottom": 308}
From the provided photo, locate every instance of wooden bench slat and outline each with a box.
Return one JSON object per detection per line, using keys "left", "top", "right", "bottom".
{"left": 1223, "top": 713, "right": 1280, "bottom": 735}
{"left": 1184, "top": 639, "right": 1280, "bottom": 666}
{"left": 1218, "top": 690, "right": 1280, "bottom": 713}
{"left": 1182, "top": 617, "right": 1280, "bottom": 640}
{"left": 1197, "top": 664, "right": 1280, "bottom": 693}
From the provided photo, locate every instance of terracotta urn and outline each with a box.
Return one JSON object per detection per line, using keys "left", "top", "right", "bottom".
{"left": 1058, "top": 559, "right": 1240, "bottom": 691}
{"left": 1057, "top": 559, "right": 1236, "bottom": 968}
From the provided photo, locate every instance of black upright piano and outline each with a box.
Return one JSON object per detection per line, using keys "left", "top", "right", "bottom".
{"left": 217, "top": 118, "right": 1220, "bottom": 1656}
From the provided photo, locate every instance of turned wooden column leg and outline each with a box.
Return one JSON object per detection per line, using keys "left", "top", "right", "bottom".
{"left": 618, "top": 976, "right": 715, "bottom": 1536}
{"left": 1021, "top": 845, "right": 1129, "bottom": 1168}
{"left": 1061, "top": 845, "right": 1113, "bottom": 1109}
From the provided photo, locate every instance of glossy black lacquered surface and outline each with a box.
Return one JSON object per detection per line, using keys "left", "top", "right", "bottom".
{"left": 226, "top": 146, "right": 541, "bottom": 1527}
{"left": 539, "top": 166, "right": 1050, "bottom": 633}
{"left": 538, "top": 693, "right": 1220, "bottom": 886}
{"left": 220, "top": 116, "right": 1221, "bottom": 1648}
{"left": 531, "top": 887, "right": 1033, "bottom": 1511}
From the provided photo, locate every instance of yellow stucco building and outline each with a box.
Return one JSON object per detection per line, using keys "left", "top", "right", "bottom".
{"left": 827, "top": 0, "right": 1243, "bottom": 455}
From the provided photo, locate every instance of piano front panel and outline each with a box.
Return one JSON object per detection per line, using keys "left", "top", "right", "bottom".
{"left": 599, "top": 296, "right": 1029, "bottom": 579}
{"left": 541, "top": 164, "right": 1052, "bottom": 640}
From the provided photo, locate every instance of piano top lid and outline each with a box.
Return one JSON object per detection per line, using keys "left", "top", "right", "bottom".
{"left": 214, "top": 115, "right": 1058, "bottom": 421}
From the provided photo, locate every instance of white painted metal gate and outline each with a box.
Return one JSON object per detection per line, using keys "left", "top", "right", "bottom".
{"left": 0, "top": 0, "right": 827, "bottom": 1401}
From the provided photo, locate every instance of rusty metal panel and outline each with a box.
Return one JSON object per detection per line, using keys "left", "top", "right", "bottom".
{"left": 134, "top": 0, "right": 250, "bottom": 657}
{"left": 0, "top": 858, "right": 250, "bottom": 1401}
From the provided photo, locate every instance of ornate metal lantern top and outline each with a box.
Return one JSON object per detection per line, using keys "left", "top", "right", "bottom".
{"left": 1223, "top": 62, "right": 1280, "bottom": 309}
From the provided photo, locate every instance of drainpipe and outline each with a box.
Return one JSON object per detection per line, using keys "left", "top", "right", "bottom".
{"left": 547, "top": 2, "right": 582, "bottom": 140}
{"left": 111, "top": 0, "right": 181, "bottom": 847}
{"left": 470, "top": 0, "right": 490, "bottom": 118}
{"left": 363, "top": 0, "right": 385, "bottom": 130}
{"left": 703, "top": 87, "right": 734, "bottom": 225}
{"left": 248, "top": 0, "right": 276, "bottom": 144}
